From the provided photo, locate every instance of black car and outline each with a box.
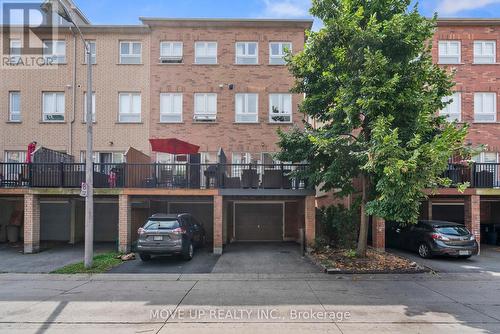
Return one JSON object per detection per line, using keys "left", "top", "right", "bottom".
{"left": 136, "top": 213, "right": 206, "bottom": 261}
{"left": 386, "top": 220, "right": 478, "bottom": 259}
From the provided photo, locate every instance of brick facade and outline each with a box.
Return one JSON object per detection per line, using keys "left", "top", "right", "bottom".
{"left": 371, "top": 217, "right": 385, "bottom": 251}
{"left": 304, "top": 195, "right": 316, "bottom": 249}
{"left": 118, "top": 194, "right": 131, "bottom": 253}
{"left": 464, "top": 195, "right": 481, "bottom": 246}
{"left": 23, "top": 193, "right": 40, "bottom": 254}
{"left": 213, "top": 195, "right": 223, "bottom": 254}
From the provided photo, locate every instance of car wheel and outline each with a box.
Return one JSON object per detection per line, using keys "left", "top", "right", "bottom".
{"left": 418, "top": 243, "right": 432, "bottom": 259}
{"left": 139, "top": 253, "right": 151, "bottom": 261}
{"left": 183, "top": 241, "right": 194, "bottom": 261}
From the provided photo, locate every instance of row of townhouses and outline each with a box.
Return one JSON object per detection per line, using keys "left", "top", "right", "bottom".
{"left": 0, "top": 1, "right": 499, "bottom": 255}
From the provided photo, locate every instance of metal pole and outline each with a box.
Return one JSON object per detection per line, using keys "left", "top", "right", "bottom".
{"left": 84, "top": 46, "right": 94, "bottom": 268}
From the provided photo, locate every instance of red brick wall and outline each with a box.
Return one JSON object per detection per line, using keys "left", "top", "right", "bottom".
{"left": 434, "top": 24, "right": 500, "bottom": 152}
{"left": 23, "top": 193, "right": 40, "bottom": 253}
{"left": 147, "top": 24, "right": 307, "bottom": 157}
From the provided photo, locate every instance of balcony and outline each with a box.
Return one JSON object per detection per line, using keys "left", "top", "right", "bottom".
{"left": 0, "top": 162, "right": 310, "bottom": 191}
{"left": 444, "top": 163, "right": 500, "bottom": 188}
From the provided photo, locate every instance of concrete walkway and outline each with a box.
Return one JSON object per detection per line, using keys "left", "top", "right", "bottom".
{"left": 0, "top": 243, "right": 115, "bottom": 273}
{"left": 0, "top": 272, "right": 499, "bottom": 333}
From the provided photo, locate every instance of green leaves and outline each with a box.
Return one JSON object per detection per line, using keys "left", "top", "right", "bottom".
{"left": 278, "top": 0, "right": 468, "bottom": 225}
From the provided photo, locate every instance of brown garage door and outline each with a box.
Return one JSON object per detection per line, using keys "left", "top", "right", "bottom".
{"left": 234, "top": 203, "right": 283, "bottom": 241}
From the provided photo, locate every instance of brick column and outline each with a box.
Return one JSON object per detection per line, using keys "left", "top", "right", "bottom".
{"left": 372, "top": 216, "right": 385, "bottom": 251}
{"left": 304, "top": 196, "right": 316, "bottom": 250}
{"left": 213, "top": 195, "right": 223, "bottom": 255}
{"left": 464, "top": 195, "right": 480, "bottom": 252}
{"left": 24, "top": 193, "right": 40, "bottom": 254}
{"left": 118, "top": 194, "right": 131, "bottom": 253}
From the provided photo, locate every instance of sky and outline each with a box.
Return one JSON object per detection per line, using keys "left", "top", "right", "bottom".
{"left": 71, "top": 0, "right": 500, "bottom": 29}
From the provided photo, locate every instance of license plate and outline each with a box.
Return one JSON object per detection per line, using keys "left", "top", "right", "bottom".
{"left": 459, "top": 250, "right": 470, "bottom": 256}
{"left": 153, "top": 235, "right": 163, "bottom": 241}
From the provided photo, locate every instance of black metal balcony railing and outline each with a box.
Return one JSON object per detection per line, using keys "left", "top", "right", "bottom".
{"left": 444, "top": 163, "right": 500, "bottom": 188}
{"left": 0, "top": 162, "right": 310, "bottom": 190}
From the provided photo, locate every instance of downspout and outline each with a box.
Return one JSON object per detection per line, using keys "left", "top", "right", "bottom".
{"left": 69, "top": 27, "right": 77, "bottom": 157}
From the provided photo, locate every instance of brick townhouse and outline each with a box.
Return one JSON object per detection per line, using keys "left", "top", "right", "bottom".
{"left": 0, "top": 1, "right": 316, "bottom": 255}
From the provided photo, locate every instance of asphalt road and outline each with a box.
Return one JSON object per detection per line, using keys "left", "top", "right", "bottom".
{"left": 0, "top": 272, "right": 499, "bottom": 333}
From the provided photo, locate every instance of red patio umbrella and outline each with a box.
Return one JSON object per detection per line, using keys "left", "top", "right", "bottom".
{"left": 149, "top": 138, "right": 200, "bottom": 155}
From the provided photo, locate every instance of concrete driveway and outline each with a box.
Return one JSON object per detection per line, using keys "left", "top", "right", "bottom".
{"left": 389, "top": 244, "right": 500, "bottom": 274}
{"left": 109, "top": 247, "right": 220, "bottom": 274}
{"left": 0, "top": 242, "right": 115, "bottom": 273}
{"left": 110, "top": 242, "right": 320, "bottom": 274}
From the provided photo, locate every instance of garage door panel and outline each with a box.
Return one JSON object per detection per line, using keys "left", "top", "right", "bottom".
{"left": 235, "top": 203, "right": 283, "bottom": 241}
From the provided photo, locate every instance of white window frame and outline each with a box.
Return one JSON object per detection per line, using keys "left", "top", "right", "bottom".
{"left": 43, "top": 40, "right": 66, "bottom": 64}
{"left": 84, "top": 40, "right": 96, "bottom": 64}
{"left": 269, "top": 93, "right": 293, "bottom": 123}
{"left": 9, "top": 91, "right": 21, "bottom": 122}
{"left": 235, "top": 42, "right": 258, "bottom": 65}
{"left": 474, "top": 92, "right": 497, "bottom": 123}
{"left": 118, "top": 92, "right": 141, "bottom": 123}
{"left": 194, "top": 93, "right": 217, "bottom": 121}
{"left": 195, "top": 42, "right": 217, "bottom": 64}
{"left": 269, "top": 42, "right": 292, "bottom": 65}
{"left": 83, "top": 92, "right": 96, "bottom": 122}
{"left": 119, "top": 41, "right": 142, "bottom": 64}
{"left": 438, "top": 40, "right": 461, "bottom": 64}
{"left": 9, "top": 39, "right": 21, "bottom": 64}
{"left": 440, "top": 92, "right": 461, "bottom": 122}
{"left": 160, "top": 93, "right": 183, "bottom": 123}
{"left": 474, "top": 40, "right": 496, "bottom": 64}
{"left": 235, "top": 93, "right": 258, "bottom": 123}
{"left": 473, "top": 152, "right": 499, "bottom": 163}
{"left": 159, "top": 41, "right": 183, "bottom": 63}
{"left": 42, "top": 92, "right": 65, "bottom": 122}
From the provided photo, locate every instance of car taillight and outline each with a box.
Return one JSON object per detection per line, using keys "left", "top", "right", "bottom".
{"left": 138, "top": 227, "right": 145, "bottom": 235}
{"left": 431, "top": 233, "right": 450, "bottom": 241}
{"left": 171, "top": 227, "right": 186, "bottom": 235}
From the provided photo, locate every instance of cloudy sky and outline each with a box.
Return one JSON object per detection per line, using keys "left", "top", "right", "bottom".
{"left": 73, "top": 0, "right": 500, "bottom": 27}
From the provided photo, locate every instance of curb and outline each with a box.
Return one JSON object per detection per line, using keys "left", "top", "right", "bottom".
{"left": 306, "top": 251, "right": 429, "bottom": 275}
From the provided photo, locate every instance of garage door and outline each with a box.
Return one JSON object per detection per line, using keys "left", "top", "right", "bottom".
{"left": 234, "top": 203, "right": 283, "bottom": 241}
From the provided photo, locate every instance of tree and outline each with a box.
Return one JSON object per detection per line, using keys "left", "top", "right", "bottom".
{"left": 276, "top": 0, "right": 468, "bottom": 257}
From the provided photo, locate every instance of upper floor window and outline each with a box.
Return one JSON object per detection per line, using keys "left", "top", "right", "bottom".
{"left": 235, "top": 93, "right": 258, "bottom": 123}
{"left": 194, "top": 93, "right": 217, "bottom": 121}
{"left": 473, "top": 152, "right": 498, "bottom": 164}
{"left": 440, "top": 92, "right": 461, "bottom": 122}
{"left": 84, "top": 41, "right": 96, "bottom": 64}
{"left": 118, "top": 92, "right": 141, "bottom": 123}
{"left": 42, "top": 92, "right": 65, "bottom": 122}
{"left": 474, "top": 92, "right": 496, "bottom": 123}
{"left": 438, "top": 41, "right": 461, "bottom": 64}
{"left": 9, "top": 91, "right": 21, "bottom": 122}
{"left": 269, "top": 93, "right": 292, "bottom": 123}
{"left": 160, "top": 41, "right": 183, "bottom": 63}
{"left": 160, "top": 93, "right": 183, "bottom": 123}
{"left": 83, "top": 92, "right": 96, "bottom": 122}
{"left": 269, "top": 42, "right": 292, "bottom": 65}
{"left": 195, "top": 42, "right": 217, "bottom": 64}
{"left": 43, "top": 40, "right": 66, "bottom": 64}
{"left": 119, "top": 41, "right": 142, "bottom": 64}
{"left": 235, "top": 42, "right": 258, "bottom": 65}
{"left": 474, "top": 41, "right": 496, "bottom": 64}
{"left": 9, "top": 39, "right": 21, "bottom": 64}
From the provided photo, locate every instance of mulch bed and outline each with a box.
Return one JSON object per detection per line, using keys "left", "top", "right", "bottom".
{"left": 309, "top": 247, "right": 427, "bottom": 274}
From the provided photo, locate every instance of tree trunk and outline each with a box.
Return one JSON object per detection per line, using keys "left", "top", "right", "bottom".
{"left": 356, "top": 173, "right": 369, "bottom": 257}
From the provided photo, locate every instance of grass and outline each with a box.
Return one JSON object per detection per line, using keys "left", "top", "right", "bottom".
{"left": 51, "top": 252, "right": 123, "bottom": 274}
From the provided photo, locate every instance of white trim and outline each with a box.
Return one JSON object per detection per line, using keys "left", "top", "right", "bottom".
{"left": 119, "top": 41, "right": 142, "bottom": 64}
{"left": 438, "top": 40, "right": 461, "bottom": 64}
{"left": 235, "top": 41, "right": 258, "bottom": 65}
{"left": 473, "top": 40, "right": 496, "bottom": 64}
{"left": 269, "top": 42, "right": 292, "bottom": 65}
{"left": 235, "top": 93, "right": 258, "bottom": 123}
{"left": 194, "top": 41, "right": 218, "bottom": 64}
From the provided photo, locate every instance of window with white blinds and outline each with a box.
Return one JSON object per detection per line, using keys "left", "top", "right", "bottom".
{"left": 474, "top": 93, "right": 497, "bottom": 123}
{"left": 235, "top": 93, "right": 258, "bottom": 122}
{"left": 160, "top": 93, "right": 183, "bottom": 123}
{"left": 440, "top": 92, "right": 461, "bottom": 122}
{"left": 438, "top": 41, "right": 461, "bottom": 64}
{"left": 195, "top": 42, "right": 217, "bottom": 64}
{"left": 194, "top": 93, "right": 217, "bottom": 121}
{"left": 119, "top": 93, "right": 141, "bottom": 123}
{"left": 42, "top": 92, "right": 65, "bottom": 122}
{"left": 474, "top": 41, "right": 496, "bottom": 64}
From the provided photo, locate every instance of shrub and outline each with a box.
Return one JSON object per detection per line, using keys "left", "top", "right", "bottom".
{"left": 316, "top": 201, "right": 360, "bottom": 249}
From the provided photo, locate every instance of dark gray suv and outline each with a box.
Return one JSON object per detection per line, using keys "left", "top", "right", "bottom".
{"left": 136, "top": 213, "right": 206, "bottom": 261}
